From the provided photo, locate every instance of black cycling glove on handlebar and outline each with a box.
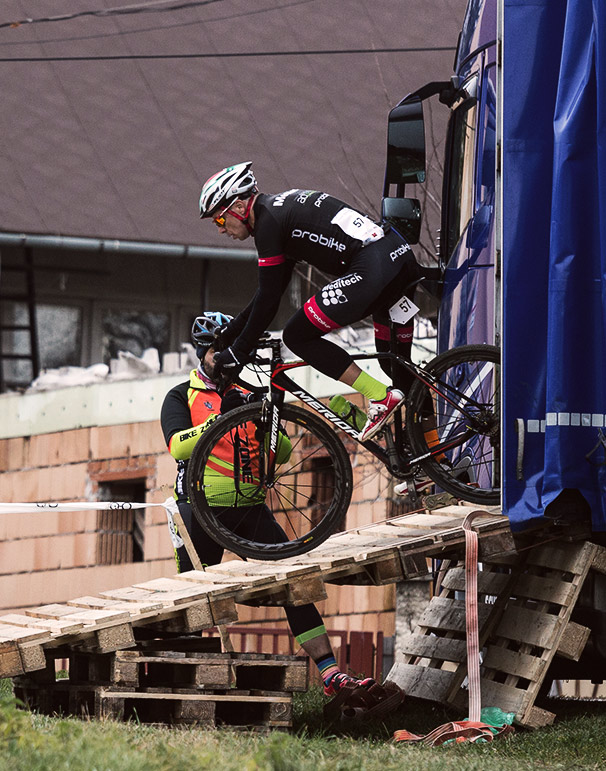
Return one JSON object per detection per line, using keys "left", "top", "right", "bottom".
{"left": 213, "top": 344, "right": 254, "bottom": 377}
{"left": 213, "top": 322, "right": 237, "bottom": 352}
{"left": 220, "top": 388, "right": 255, "bottom": 414}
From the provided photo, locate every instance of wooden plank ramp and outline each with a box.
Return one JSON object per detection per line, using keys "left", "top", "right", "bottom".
{"left": 0, "top": 504, "right": 512, "bottom": 679}
{"left": 388, "top": 540, "right": 606, "bottom": 728}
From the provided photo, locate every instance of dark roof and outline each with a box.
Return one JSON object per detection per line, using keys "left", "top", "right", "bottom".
{"left": 0, "top": 0, "right": 466, "bottom": 248}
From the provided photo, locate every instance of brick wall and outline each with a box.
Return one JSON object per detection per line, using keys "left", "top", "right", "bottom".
{"left": 0, "top": 421, "right": 174, "bottom": 615}
{"left": 0, "top": 396, "right": 398, "bottom": 637}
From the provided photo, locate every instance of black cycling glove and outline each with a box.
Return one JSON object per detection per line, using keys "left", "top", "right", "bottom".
{"left": 220, "top": 389, "right": 254, "bottom": 414}
{"left": 214, "top": 322, "right": 237, "bottom": 352}
{"left": 213, "top": 344, "right": 254, "bottom": 377}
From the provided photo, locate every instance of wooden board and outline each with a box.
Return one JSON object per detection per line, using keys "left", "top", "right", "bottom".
{"left": 388, "top": 540, "right": 600, "bottom": 728}
{"left": 20, "top": 647, "right": 308, "bottom": 694}
{"left": 14, "top": 681, "right": 294, "bottom": 729}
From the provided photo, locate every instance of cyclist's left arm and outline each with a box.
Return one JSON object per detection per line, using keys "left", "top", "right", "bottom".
{"left": 161, "top": 383, "right": 221, "bottom": 461}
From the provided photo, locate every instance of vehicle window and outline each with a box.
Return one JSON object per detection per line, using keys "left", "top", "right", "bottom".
{"left": 479, "top": 64, "right": 496, "bottom": 203}
{"left": 443, "top": 100, "right": 477, "bottom": 261}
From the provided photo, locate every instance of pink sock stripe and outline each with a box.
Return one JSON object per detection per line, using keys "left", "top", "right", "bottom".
{"left": 304, "top": 296, "right": 341, "bottom": 332}
{"left": 373, "top": 321, "right": 413, "bottom": 343}
{"left": 258, "top": 253, "right": 286, "bottom": 266}
{"left": 319, "top": 661, "right": 339, "bottom": 676}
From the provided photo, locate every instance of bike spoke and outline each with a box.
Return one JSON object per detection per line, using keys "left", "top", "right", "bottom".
{"left": 406, "top": 345, "right": 500, "bottom": 503}
{"left": 188, "top": 402, "right": 353, "bottom": 558}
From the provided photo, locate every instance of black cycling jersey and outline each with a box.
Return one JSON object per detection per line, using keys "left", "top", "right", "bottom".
{"left": 233, "top": 190, "right": 417, "bottom": 354}
{"left": 253, "top": 190, "right": 384, "bottom": 274}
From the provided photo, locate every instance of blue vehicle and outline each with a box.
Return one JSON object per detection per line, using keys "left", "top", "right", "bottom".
{"left": 382, "top": 0, "right": 606, "bottom": 682}
{"left": 380, "top": 0, "right": 498, "bottom": 498}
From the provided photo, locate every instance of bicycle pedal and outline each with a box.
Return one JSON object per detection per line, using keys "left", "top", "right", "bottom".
{"left": 394, "top": 478, "right": 434, "bottom": 497}
{"left": 422, "top": 492, "right": 458, "bottom": 510}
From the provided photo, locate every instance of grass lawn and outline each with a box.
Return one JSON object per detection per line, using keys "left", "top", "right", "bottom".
{"left": 1, "top": 678, "right": 605, "bottom": 770}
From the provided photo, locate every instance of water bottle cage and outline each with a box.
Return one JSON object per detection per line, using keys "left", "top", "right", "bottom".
{"left": 343, "top": 404, "right": 357, "bottom": 425}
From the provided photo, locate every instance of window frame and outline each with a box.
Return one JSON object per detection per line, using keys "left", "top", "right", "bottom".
{"left": 440, "top": 74, "right": 480, "bottom": 264}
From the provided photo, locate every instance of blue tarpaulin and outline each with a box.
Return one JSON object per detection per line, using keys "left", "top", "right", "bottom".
{"left": 503, "top": 0, "right": 606, "bottom": 530}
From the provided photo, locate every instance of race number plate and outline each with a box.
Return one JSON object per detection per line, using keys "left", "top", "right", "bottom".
{"left": 389, "top": 295, "right": 420, "bottom": 325}
{"left": 331, "top": 207, "right": 384, "bottom": 245}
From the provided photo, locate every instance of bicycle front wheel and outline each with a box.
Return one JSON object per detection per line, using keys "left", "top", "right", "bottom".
{"left": 187, "top": 401, "right": 353, "bottom": 560}
{"left": 406, "top": 344, "right": 500, "bottom": 504}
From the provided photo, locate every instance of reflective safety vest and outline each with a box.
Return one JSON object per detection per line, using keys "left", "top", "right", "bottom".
{"left": 187, "top": 370, "right": 266, "bottom": 507}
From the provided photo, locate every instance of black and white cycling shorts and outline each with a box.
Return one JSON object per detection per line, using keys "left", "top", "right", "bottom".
{"left": 302, "top": 229, "right": 419, "bottom": 333}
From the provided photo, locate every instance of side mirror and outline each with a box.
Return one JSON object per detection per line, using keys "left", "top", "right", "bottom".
{"left": 381, "top": 197, "right": 422, "bottom": 244}
{"left": 384, "top": 96, "right": 426, "bottom": 191}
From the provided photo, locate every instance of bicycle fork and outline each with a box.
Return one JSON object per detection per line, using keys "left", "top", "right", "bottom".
{"left": 262, "top": 390, "right": 285, "bottom": 487}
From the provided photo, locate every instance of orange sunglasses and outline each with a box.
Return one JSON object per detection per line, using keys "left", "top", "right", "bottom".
{"left": 213, "top": 203, "right": 232, "bottom": 227}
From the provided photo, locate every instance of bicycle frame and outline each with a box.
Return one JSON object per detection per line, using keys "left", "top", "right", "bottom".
{"left": 245, "top": 339, "right": 486, "bottom": 486}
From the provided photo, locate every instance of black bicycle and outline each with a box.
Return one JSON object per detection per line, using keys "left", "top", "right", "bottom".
{"left": 187, "top": 337, "right": 500, "bottom": 560}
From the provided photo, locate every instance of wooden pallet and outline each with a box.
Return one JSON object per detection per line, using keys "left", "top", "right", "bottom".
{"left": 0, "top": 505, "right": 513, "bottom": 679}
{"left": 13, "top": 645, "right": 308, "bottom": 729}
{"left": 388, "top": 540, "right": 606, "bottom": 728}
{"left": 14, "top": 682, "right": 295, "bottom": 729}
{"left": 42, "top": 648, "right": 307, "bottom": 692}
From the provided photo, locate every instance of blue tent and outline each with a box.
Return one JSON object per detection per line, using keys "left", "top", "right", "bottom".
{"left": 503, "top": 0, "right": 606, "bottom": 530}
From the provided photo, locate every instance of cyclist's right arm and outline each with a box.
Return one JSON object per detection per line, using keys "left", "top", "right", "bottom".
{"left": 167, "top": 415, "right": 219, "bottom": 461}
{"left": 224, "top": 206, "right": 295, "bottom": 352}
{"left": 233, "top": 260, "right": 293, "bottom": 353}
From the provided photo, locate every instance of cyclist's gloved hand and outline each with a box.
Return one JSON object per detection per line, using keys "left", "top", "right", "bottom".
{"left": 213, "top": 321, "right": 237, "bottom": 352}
{"left": 213, "top": 344, "right": 253, "bottom": 377}
{"left": 220, "top": 389, "right": 253, "bottom": 414}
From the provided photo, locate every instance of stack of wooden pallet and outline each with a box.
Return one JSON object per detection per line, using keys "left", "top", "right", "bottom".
{"left": 0, "top": 505, "right": 518, "bottom": 729}
{"left": 388, "top": 539, "right": 606, "bottom": 728}
{"left": 13, "top": 635, "right": 308, "bottom": 730}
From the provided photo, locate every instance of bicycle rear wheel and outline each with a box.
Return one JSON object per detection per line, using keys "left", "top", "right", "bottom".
{"left": 406, "top": 344, "right": 500, "bottom": 504}
{"left": 187, "top": 401, "right": 353, "bottom": 560}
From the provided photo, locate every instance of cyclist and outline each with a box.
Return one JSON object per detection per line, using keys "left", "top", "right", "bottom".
{"left": 199, "top": 162, "right": 423, "bottom": 441}
{"left": 160, "top": 311, "right": 375, "bottom": 696}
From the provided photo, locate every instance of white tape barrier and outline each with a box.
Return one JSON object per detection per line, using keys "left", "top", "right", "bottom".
{"left": 0, "top": 497, "right": 184, "bottom": 549}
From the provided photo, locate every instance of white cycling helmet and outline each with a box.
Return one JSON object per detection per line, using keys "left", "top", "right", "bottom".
{"left": 199, "top": 162, "right": 258, "bottom": 218}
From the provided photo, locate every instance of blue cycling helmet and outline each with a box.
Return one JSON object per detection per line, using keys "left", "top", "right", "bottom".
{"left": 191, "top": 312, "right": 233, "bottom": 350}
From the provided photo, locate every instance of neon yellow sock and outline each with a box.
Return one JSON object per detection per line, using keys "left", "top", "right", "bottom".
{"left": 352, "top": 371, "right": 388, "bottom": 402}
